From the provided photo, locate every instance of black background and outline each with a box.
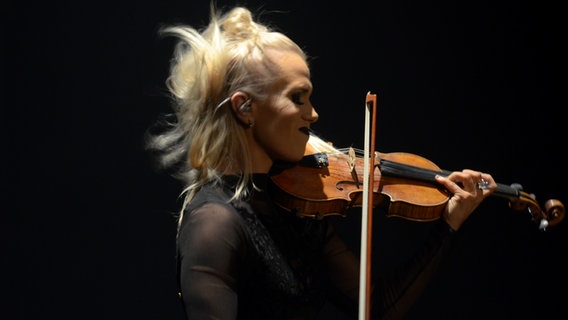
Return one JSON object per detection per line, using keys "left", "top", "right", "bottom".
{"left": 3, "top": 0, "right": 567, "bottom": 319}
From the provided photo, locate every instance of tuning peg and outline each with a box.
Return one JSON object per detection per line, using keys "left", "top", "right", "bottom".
{"left": 510, "top": 183, "right": 523, "bottom": 191}
{"left": 539, "top": 219, "right": 549, "bottom": 231}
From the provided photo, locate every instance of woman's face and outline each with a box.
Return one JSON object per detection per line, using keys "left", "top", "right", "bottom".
{"left": 249, "top": 49, "right": 318, "bottom": 171}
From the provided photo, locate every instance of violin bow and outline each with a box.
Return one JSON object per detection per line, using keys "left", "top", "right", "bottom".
{"left": 358, "top": 92, "right": 377, "bottom": 320}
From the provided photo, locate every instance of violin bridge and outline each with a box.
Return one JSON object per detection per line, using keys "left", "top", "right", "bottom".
{"left": 348, "top": 147, "right": 360, "bottom": 188}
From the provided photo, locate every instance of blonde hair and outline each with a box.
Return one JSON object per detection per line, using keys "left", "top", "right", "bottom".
{"left": 146, "top": 6, "right": 307, "bottom": 224}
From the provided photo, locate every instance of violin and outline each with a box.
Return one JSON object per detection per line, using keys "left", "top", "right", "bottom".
{"left": 268, "top": 134, "right": 565, "bottom": 230}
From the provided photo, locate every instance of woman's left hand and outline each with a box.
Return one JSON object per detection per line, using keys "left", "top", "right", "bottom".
{"left": 435, "top": 169, "right": 497, "bottom": 231}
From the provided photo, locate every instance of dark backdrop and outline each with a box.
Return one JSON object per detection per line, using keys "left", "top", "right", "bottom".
{"left": 3, "top": 0, "right": 567, "bottom": 319}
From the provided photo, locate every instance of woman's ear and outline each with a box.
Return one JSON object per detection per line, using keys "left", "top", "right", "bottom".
{"left": 230, "top": 92, "right": 253, "bottom": 126}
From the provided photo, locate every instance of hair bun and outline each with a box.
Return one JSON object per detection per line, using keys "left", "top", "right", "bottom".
{"left": 222, "top": 7, "right": 265, "bottom": 40}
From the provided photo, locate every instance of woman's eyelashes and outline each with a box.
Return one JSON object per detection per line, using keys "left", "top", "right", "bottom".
{"left": 291, "top": 93, "right": 305, "bottom": 105}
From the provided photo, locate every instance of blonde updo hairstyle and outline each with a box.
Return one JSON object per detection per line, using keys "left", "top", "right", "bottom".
{"left": 147, "top": 6, "right": 307, "bottom": 219}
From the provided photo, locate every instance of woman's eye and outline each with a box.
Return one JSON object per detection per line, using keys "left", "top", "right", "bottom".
{"left": 291, "top": 93, "right": 305, "bottom": 105}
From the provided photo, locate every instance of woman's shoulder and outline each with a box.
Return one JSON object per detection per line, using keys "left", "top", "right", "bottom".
{"left": 177, "top": 202, "right": 248, "bottom": 258}
{"left": 178, "top": 182, "right": 248, "bottom": 240}
{"left": 187, "top": 201, "right": 242, "bottom": 227}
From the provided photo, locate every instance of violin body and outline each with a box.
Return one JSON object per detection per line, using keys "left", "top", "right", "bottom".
{"left": 269, "top": 149, "right": 449, "bottom": 221}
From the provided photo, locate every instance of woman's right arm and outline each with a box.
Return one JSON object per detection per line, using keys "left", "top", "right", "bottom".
{"left": 177, "top": 203, "right": 246, "bottom": 319}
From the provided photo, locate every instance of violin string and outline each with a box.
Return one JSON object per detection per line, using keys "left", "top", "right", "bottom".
{"left": 307, "top": 134, "right": 367, "bottom": 159}
{"left": 307, "top": 134, "right": 340, "bottom": 153}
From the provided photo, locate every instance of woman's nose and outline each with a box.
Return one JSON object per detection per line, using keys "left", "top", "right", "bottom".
{"left": 305, "top": 104, "right": 319, "bottom": 123}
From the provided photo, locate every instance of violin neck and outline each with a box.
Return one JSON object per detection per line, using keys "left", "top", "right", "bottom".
{"left": 379, "top": 159, "right": 520, "bottom": 200}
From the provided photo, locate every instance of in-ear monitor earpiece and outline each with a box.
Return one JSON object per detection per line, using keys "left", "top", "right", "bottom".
{"left": 239, "top": 99, "right": 252, "bottom": 113}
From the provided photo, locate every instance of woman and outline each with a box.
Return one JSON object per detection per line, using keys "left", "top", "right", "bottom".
{"left": 146, "top": 6, "right": 496, "bottom": 319}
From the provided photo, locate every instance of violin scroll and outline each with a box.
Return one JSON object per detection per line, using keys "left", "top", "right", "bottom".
{"left": 543, "top": 199, "right": 565, "bottom": 228}
{"left": 498, "top": 183, "right": 565, "bottom": 230}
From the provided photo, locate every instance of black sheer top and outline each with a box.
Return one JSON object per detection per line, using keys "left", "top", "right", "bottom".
{"left": 176, "top": 174, "right": 456, "bottom": 319}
